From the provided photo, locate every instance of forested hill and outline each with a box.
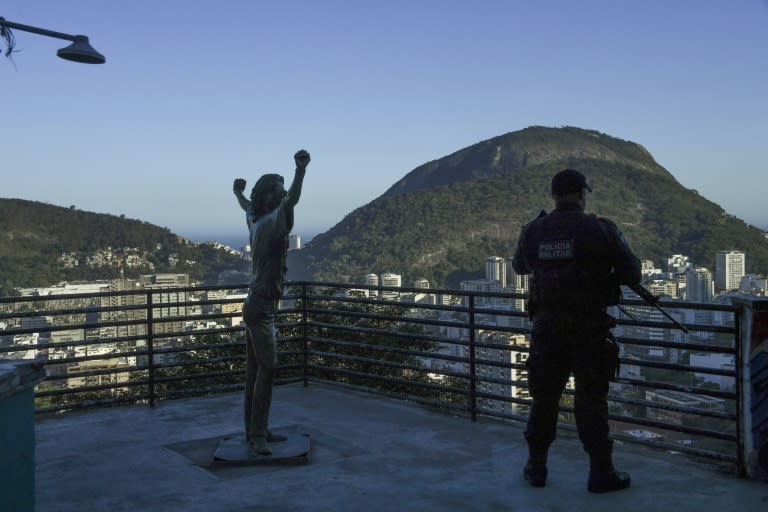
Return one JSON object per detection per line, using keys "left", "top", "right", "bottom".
{"left": 0, "top": 199, "right": 247, "bottom": 295}
{"left": 289, "top": 126, "right": 768, "bottom": 288}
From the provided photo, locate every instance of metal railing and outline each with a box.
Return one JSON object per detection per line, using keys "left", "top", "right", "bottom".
{"left": 0, "top": 281, "right": 741, "bottom": 470}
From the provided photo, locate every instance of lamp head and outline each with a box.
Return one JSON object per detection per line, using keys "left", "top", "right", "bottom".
{"left": 56, "top": 35, "right": 105, "bottom": 64}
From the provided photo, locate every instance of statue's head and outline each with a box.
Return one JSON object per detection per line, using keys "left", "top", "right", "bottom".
{"left": 250, "top": 173, "right": 286, "bottom": 217}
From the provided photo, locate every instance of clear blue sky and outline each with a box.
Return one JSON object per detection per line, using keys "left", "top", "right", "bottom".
{"left": 3, "top": 1, "right": 767, "bottom": 248}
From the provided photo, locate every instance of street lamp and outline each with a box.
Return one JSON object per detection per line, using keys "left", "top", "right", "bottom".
{"left": 0, "top": 17, "right": 105, "bottom": 64}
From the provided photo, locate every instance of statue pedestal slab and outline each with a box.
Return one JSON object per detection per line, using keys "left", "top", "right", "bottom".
{"left": 213, "top": 430, "right": 310, "bottom": 466}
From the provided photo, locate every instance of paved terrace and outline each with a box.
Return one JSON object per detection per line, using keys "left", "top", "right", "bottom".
{"left": 36, "top": 383, "right": 767, "bottom": 512}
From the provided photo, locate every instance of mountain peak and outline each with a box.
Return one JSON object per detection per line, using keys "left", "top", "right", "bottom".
{"left": 380, "top": 126, "right": 669, "bottom": 199}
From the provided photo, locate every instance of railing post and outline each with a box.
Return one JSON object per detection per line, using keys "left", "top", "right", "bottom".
{"left": 735, "top": 306, "right": 744, "bottom": 477}
{"left": 302, "top": 282, "right": 309, "bottom": 387}
{"left": 733, "top": 296, "right": 768, "bottom": 481}
{"left": 469, "top": 293, "right": 477, "bottom": 422}
{"left": 146, "top": 291, "right": 155, "bottom": 407}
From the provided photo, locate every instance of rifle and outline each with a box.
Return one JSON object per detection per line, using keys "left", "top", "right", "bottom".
{"left": 621, "top": 283, "right": 689, "bottom": 334}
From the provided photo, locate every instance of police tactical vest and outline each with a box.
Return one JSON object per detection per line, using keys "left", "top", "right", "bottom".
{"left": 527, "top": 209, "right": 617, "bottom": 312}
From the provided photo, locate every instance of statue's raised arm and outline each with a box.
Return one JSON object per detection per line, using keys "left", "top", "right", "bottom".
{"left": 233, "top": 178, "right": 250, "bottom": 211}
{"left": 286, "top": 149, "right": 310, "bottom": 209}
{"left": 232, "top": 178, "right": 253, "bottom": 230}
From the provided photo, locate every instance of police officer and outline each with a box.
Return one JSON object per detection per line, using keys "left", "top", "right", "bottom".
{"left": 511, "top": 169, "right": 641, "bottom": 493}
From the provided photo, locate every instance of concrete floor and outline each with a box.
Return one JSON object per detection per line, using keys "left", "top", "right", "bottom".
{"left": 35, "top": 383, "right": 768, "bottom": 512}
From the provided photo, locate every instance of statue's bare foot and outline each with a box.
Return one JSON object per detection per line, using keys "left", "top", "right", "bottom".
{"left": 249, "top": 436, "right": 272, "bottom": 456}
{"left": 267, "top": 429, "right": 288, "bottom": 443}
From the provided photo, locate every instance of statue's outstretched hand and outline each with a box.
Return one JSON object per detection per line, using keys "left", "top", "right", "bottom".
{"left": 233, "top": 178, "right": 246, "bottom": 193}
{"left": 294, "top": 149, "right": 311, "bottom": 170}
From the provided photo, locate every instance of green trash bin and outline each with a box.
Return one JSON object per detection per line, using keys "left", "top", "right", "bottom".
{"left": 0, "top": 361, "right": 46, "bottom": 512}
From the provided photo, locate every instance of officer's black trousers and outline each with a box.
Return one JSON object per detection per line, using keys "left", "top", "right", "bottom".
{"left": 525, "top": 310, "right": 613, "bottom": 457}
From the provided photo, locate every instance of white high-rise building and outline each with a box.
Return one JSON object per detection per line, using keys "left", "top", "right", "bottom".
{"left": 380, "top": 273, "right": 402, "bottom": 301}
{"left": 288, "top": 234, "right": 301, "bottom": 251}
{"left": 686, "top": 267, "right": 714, "bottom": 328}
{"left": 686, "top": 267, "right": 714, "bottom": 303}
{"left": 485, "top": 256, "right": 506, "bottom": 287}
{"left": 469, "top": 333, "right": 531, "bottom": 416}
{"left": 715, "top": 250, "right": 745, "bottom": 292}
{"left": 506, "top": 258, "right": 530, "bottom": 312}
{"left": 507, "top": 258, "right": 530, "bottom": 291}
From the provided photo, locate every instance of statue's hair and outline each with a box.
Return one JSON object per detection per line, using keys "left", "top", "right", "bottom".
{"left": 250, "top": 174, "right": 285, "bottom": 219}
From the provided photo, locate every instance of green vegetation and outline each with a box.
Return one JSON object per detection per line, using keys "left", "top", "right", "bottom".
{"left": 304, "top": 293, "right": 437, "bottom": 394}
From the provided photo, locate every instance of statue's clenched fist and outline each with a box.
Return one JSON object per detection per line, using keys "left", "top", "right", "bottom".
{"left": 294, "top": 149, "right": 311, "bottom": 170}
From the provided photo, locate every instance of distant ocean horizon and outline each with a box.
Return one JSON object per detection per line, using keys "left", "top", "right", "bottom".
{"left": 185, "top": 231, "right": 319, "bottom": 250}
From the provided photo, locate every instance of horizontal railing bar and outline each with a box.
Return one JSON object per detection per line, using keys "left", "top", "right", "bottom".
{"left": 617, "top": 318, "right": 734, "bottom": 334}
{"left": 620, "top": 297, "right": 737, "bottom": 313}
{"left": 152, "top": 356, "right": 245, "bottom": 370}
{"left": 153, "top": 369, "right": 244, "bottom": 384}
{"left": 613, "top": 377, "right": 737, "bottom": 400}
{"left": 36, "top": 379, "right": 147, "bottom": 396}
{"left": 35, "top": 394, "right": 151, "bottom": 415}
{"left": 41, "top": 366, "right": 143, "bottom": 382}
{"left": 618, "top": 357, "right": 736, "bottom": 376}
{"left": 151, "top": 341, "right": 243, "bottom": 354}
{"left": 2, "top": 317, "right": 152, "bottom": 336}
{"left": 609, "top": 430, "right": 736, "bottom": 463}
{"left": 607, "top": 394, "right": 736, "bottom": 420}
{"left": 0, "top": 302, "right": 152, "bottom": 320}
{"left": 0, "top": 283, "right": 255, "bottom": 305}
{"left": 473, "top": 381, "right": 736, "bottom": 421}
{"left": 43, "top": 349, "right": 145, "bottom": 366}
{"left": 615, "top": 336, "right": 737, "bottom": 354}
{"left": 304, "top": 293, "right": 530, "bottom": 320}
{"left": 605, "top": 413, "right": 736, "bottom": 441}
{"left": 474, "top": 370, "right": 734, "bottom": 408}
{"left": 0, "top": 334, "right": 150, "bottom": 354}
{"left": 152, "top": 353, "right": 303, "bottom": 371}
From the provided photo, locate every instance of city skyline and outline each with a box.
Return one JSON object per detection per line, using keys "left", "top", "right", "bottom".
{"left": 3, "top": 1, "right": 767, "bottom": 245}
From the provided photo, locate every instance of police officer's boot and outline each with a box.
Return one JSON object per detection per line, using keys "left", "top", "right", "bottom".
{"left": 587, "top": 451, "right": 630, "bottom": 493}
{"left": 523, "top": 444, "right": 548, "bottom": 487}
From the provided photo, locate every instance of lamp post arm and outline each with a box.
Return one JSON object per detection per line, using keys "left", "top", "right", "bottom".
{"left": 0, "top": 18, "right": 78, "bottom": 42}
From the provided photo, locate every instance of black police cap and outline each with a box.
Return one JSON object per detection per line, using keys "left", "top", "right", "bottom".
{"left": 551, "top": 169, "right": 592, "bottom": 195}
